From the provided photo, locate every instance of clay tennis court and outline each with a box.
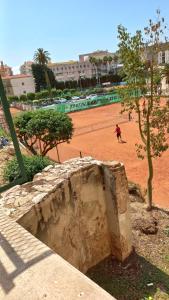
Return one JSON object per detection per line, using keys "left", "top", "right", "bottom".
{"left": 10, "top": 104, "right": 169, "bottom": 208}
{"left": 47, "top": 103, "right": 169, "bottom": 209}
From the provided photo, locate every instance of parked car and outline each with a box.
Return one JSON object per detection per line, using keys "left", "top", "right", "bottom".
{"left": 54, "top": 99, "right": 61, "bottom": 104}
{"left": 59, "top": 98, "right": 67, "bottom": 103}
{"left": 86, "top": 94, "right": 97, "bottom": 100}
{"left": 71, "top": 96, "right": 80, "bottom": 100}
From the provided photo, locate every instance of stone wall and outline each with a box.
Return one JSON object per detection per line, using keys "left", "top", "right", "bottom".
{"left": 1, "top": 157, "right": 132, "bottom": 273}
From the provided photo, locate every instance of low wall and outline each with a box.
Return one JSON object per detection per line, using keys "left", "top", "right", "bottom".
{"left": 1, "top": 157, "right": 132, "bottom": 273}
{"left": 0, "top": 209, "right": 115, "bottom": 300}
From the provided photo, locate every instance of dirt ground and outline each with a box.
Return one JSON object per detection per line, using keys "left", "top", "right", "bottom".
{"left": 46, "top": 103, "right": 169, "bottom": 209}
{"left": 87, "top": 202, "right": 169, "bottom": 300}
{"left": 10, "top": 103, "right": 169, "bottom": 208}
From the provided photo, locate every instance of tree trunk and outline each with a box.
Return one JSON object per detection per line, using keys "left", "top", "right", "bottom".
{"left": 146, "top": 62, "right": 154, "bottom": 210}
{"left": 44, "top": 68, "right": 51, "bottom": 97}
{"left": 146, "top": 131, "right": 153, "bottom": 210}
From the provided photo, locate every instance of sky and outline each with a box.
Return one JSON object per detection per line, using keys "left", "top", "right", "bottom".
{"left": 1, "top": 0, "right": 169, "bottom": 73}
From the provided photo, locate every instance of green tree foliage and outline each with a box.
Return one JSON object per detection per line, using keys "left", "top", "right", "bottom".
{"left": 4, "top": 155, "right": 52, "bottom": 183}
{"left": 33, "top": 48, "right": 53, "bottom": 95}
{"left": 31, "top": 63, "right": 56, "bottom": 92}
{"left": 14, "top": 110, "right": 73, "bottom": 156}
{"left": 118, "top": 11, "right": 169, "bottom": 210}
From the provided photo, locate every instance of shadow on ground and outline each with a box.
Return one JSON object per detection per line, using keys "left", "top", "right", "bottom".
{"left": 87, "top": 251, "right": 169, "bottom": 300}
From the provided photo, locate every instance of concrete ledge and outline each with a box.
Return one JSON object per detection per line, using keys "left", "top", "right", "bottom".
{"left": 0, "top": 211, "right": 115, "bottom": 300}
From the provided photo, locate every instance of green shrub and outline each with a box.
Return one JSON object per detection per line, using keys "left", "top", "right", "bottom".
{"left": 51, "top": 89, "right": 58, "bottom": 97}
{"left": 35, "top": 92, "right": 43, "bottom": 99}
{"left": 20, "top": 94, "right": 27, "bottom": 101}
{"left": 63, "top": 88, "right": 69, "bottom": 94}
{"left": 4, "top": 155, "right": 53, "bottom": 183}
{"left": 40, "top": 90, "right": 49, "bottom": 99}
{"left": 56, "top": 89, "right": 62, "bottom": 96}
{"left": 64, "top": 94, "right": 71, "bottom": 100}
{"left": 8, "top": 96, "right": 19, "bottom": 102}
{"left": 27, "top": 92, "right": 35, "bottom": 100}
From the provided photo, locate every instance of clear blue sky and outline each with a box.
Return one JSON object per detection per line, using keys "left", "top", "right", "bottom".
{"left": 1, "top": 0, "right": 169, "bottom": 72}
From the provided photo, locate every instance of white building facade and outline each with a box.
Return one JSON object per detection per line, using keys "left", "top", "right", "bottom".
{"left": 48, "top": 60, "right": 93, "bottom": 82}
{"left": 20, "top": 61, "right": 33, "bottom": 75}
{"left": 48, "top": 50, "right": 117, "bottom": 83}
{"left": 2, "top": 75, "right": 35, "bottom": 97}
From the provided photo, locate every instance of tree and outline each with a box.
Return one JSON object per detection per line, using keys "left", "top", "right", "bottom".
{"left": 31, "top": 63, "right": 56, "bottom": 92}
{"left": 117, "top": 11, "right": 169, "bottom": 210}
{"left": 34, "top": 48, "right": 52, "bottom": 95}
{"left": 14, "top": 110, "right": 73, "bottom": 156}
{"left": 89, "top": 57, "right": 103, "bottom": 85}
{"left": 103, "top": 56, "right": 113, "bottom": 74}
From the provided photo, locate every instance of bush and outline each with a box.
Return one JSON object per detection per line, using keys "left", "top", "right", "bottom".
{"left": 51, "top": 89, "right": 57, "bottom": 98}
{"left": 4, "top": 155, "right": 53, "bottom": 183}
{"left": 63, "top": 88, "right": 69, "bottom": 94}
{"left": 35, "top": 92, "right": 42, "bottom": 99}
{"left": 20, "top": 94, "right": 27, "bottom": 101}
{"left": 40, "top": 90, "right": 49, "bottom": 99}
{"left": 27, "top": 92, "right": 35, "bottom": 100}
{"left": 8, "top": 96, "right": 19, "bottom": 102}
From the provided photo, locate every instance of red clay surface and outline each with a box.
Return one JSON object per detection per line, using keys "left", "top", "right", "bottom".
{"left": 49, "top": 103, "right": 169, "bottom": 209}
{"left": 10, "top": 104, "right": 169, "bottom": 209}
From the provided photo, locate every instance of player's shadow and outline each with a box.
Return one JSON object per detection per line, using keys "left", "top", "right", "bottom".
{"left": 121, "top": 140, "right": 127, "bottom": 143}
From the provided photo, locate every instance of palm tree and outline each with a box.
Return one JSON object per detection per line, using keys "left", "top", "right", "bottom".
{"left": 34, "top": 48, "right": 51, "bottom": 94}
{"left": 89, "top": 56, "right": 97, "bottom": 80}
{"left": 103, "top": 56, "right": 108, "bottom": 74}
{"left": 103, "top": 55, "right": 113, "bottom": 74}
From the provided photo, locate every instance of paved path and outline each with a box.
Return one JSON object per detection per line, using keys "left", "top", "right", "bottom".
{"left": 0, "top": 211, "right": 114, "bottom": 300}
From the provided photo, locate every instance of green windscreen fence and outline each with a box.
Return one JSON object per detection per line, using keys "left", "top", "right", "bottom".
{"left": 46, "top": 93, "right": 121, "bottom": 113}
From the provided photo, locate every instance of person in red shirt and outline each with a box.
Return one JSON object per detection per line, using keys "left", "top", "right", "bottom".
{"left": 115, "top": 124, "right": 122, "bottom": 142}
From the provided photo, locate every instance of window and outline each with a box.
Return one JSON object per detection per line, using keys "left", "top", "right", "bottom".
{"left": 162, "top": 51, "right": 165, "bottom": 64}
{"left": 23, "top": 90, "right": 26, "bottom": 94}
{"left": 22, "top": 82, "right": 24, "bottom": 86}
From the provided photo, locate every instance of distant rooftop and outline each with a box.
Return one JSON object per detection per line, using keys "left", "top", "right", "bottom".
{"left": 2, "top": 74, "right": 32, "bottom": 80}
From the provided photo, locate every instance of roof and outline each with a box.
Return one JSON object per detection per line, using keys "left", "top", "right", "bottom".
{"left": 48, "top": 60, "right": 78, "bottom": 66}
{"left": 2, "top": 74, "right": 32, "bottom": 80}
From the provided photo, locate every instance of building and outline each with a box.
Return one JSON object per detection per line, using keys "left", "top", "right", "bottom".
{"left": 48, "top": 60, "right": 93, "bottom": 82}
{"left": 2, "top": 74, "right": 35, "bottom": 97}
{"left": 20, "top": 61, "right": 33, "bottom": 75}
{"left": 0, "top": 61, "right": 13, "bottom": 77}
{"left": 79, "top": 50, "right": 114, "bottom": 62}
{"left": 48, "top": 50, "right": 119, "bottom": 83}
